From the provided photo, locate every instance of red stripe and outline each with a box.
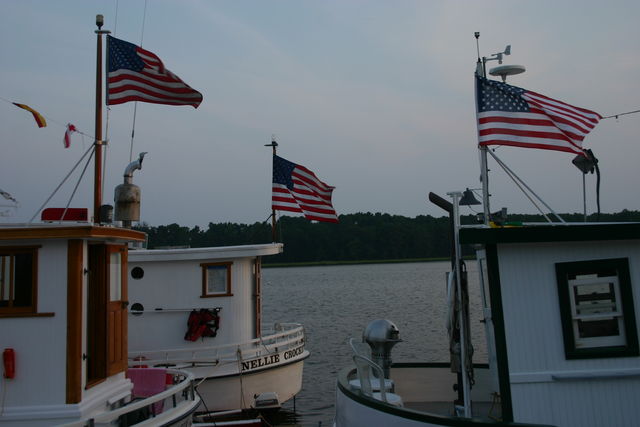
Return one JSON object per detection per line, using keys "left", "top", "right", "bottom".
{"left": 478, "top": 116, "right": 554, "bottom": 127}
{"left": 107, "top": 95, "right": 198, "bottom": 107}
{"left": 525, "top": 91, "right": 602, "bottom": 120}
{"left": 479, "top": 140, "right": 582, "bottom": 155}
{"left": 108, "top": 74, "right": 201, "bottom": 96}
{"left": 528, "top": 103, "right": 597, "bottom": 132}
{"left": 291, "top": 170, "right": 334, "bottom": 193}
{"left": 109, "top": 69, "right": 193, "bottom": 87}
{"left": 108, "top": 87, "right": 201, "bottom": 104}
{"left": 479, "top": 127, "right": 572, "bottom": 143}
{"left": 107, "top": 87, "right": 201, "bottom": 105}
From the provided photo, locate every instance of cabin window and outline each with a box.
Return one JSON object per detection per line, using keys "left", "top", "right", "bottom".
{"left": 201, "top": 262, "right": 232, "bottom": 297}
{"left": 0, "top": 246, "right": 38, "bottom": 315}
{"left": 131, "top": 266, "right": 144, "bottom": 279}
{"left": 556, "top": 258, "right": 639, "bottom": 359}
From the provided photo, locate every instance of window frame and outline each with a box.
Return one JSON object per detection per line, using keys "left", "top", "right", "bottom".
{"left": 200, "top": 261, "right": 233, "bottom": 298}
{"left": 0, "top": 245, "right": 40, "bottom": 316}
{"left": 555, "top": 257, "right": 639, "bottom": 359}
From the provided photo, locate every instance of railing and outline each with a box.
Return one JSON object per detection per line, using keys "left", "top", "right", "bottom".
{"left": 60, "top": 369, "right": 199, "bottom": 426}
{"left": 129, "top": 323, "right": 306, "bottom": 368}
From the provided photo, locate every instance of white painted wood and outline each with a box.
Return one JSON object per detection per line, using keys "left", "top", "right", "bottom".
{"left": 496, "top": 240, "right": 640, "bottom": 427}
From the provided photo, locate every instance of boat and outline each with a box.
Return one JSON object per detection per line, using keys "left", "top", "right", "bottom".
{"left": 0, "top": 14, "right": 206, "bottom": 427}
{"left": 125, "top": 243, "right": 309, "bottom": 416}
{"left": 335, "top": 212, "right": 640, "bottom": 427}
{"left": 334, "top": 48, "right": 640, "bottom": 427}
{"left": 0, "top": 220, "right": 201, "bottom": 426}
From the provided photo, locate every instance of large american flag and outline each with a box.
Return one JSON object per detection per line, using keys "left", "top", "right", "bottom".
{"left": 272, "top": 155, "right": 338, "bottom": 223}
{"left": 107, "top": 36, "right": 202, "bottom": 108}
{"left": 476, "top": 75, "right": 601, "bottom": 156}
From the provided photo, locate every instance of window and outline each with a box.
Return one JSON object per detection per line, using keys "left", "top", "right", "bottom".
{"left": 556, "top": 258, "right": 638, "bottom": 359}
{"left": 131, "top": 266, "right": 144, "bottom": 279}
{"left": 201, "top": 262, "right": 232, "bottom": 297}
{"left": 0, "top": 246, "right": 38, "bottom": 315}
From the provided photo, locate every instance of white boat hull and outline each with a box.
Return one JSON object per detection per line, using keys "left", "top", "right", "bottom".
{"left": 196, "top": 358, "right": 306, "bottom": 411}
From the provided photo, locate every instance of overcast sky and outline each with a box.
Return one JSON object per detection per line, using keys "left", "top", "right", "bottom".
{"left": 1, "top": 1, "right": 639, "bottom": 227}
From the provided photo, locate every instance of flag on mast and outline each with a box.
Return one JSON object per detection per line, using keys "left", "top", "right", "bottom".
{"left": 13, "top": 103, "right": 47, "bottom": 128}
{"left": 476, "top": 75, "right": 601, "bottom": 156}
{"left": 106, "top": 35, "right": 203, "bottom": 108}
{"left": 272, "top": 155, "right": 338, "bottom": 223}
{"left": 63, "top": 123, "right": 77, "bottom": 148}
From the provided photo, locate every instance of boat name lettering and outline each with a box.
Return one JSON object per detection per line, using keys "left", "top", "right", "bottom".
{"left": 284, "top": 345, "right": 304, "bottom": 360}
{"left": 242, "top": 354, "right": 280, "bottom": 371}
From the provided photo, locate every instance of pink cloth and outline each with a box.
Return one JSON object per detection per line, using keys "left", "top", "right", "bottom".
{"left": 127, "top": 368, "right": 166, "bottom": 414}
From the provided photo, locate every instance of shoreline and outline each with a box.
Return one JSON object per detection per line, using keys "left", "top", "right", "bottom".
{"left": 262, "top": 257, "right": 455, "bottom": 268}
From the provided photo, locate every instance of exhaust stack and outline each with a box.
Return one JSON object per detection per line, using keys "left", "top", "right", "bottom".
{"left": 114, "top": 152, "right": 147, "bottom": 227}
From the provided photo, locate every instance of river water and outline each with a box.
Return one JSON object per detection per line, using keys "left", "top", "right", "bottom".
{"left": 261, "top": 261, "right": 486, "bottom": 426}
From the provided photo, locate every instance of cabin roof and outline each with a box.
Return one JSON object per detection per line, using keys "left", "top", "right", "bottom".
{"left": 0, "top": 224, "right": 146, "bottom": 242}
{"left": 459, "top": 222, "right": 640, "bottom": 245}
{"left": 128, "top": 242, "right": 284, "bottom": 262}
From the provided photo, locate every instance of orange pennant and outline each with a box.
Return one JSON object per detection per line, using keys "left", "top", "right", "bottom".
{"left": 13, "top": 103, "right": 47, "bottom": 128}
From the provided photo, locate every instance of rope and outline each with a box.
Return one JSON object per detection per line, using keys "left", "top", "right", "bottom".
{"left": 29, "top": 145, "right": 95, "bottom": 223}
{"left": 128, "top": 0, "right": 149, "bottom": 162}
{"left": 601, "top": 109, "right": 640, "bottom": 120}
{"left": 0, "top": 95, "right": 96, "bottom": 141}
{"left": 235, "top": 348, "right": 248, "bottom": 410}
{"left": 60, "top": 144, "right": 95, "bottom": 223}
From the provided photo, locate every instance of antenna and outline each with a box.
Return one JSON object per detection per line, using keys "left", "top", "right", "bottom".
{"left": 483, "top": 44, "right": 525, "bottom": 83}
{"left": 489, "top": 64, "right": 526, "bottom": 82}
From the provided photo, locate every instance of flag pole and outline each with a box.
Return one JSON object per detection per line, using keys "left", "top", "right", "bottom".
{"left": 265, "top": 137, "right": 278, "bottom": 242}
{"left": 475, "top": 32, "right": 491, "bottom": 225}
{"left": 94, "top": 15, "right": 110, "bottom": 223}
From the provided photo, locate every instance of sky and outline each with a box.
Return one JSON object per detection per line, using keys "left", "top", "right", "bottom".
{"left": 1, "top": 1, "right": 639, "bottom": 227}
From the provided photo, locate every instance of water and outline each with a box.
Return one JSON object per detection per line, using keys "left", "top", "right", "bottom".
{"left": 261, "top": 261, "right": 486, "bottom": 426}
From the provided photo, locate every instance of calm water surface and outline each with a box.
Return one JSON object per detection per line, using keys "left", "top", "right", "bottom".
{"left": 261, "top": 261, "right": 486, "bottom": 426}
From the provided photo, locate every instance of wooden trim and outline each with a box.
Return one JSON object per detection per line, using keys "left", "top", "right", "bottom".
{"left": 0, "top": 312, "right": 54, "bottom": 318}
{"left": 0, "top": 245, "right": 41, "bottom": 314}
{"left": 200, "top": 293, "right": 234, "bottom": 298}
{"left": 106, "top": 245, "right": 128, "bottom": 376}
{"left": 66, "top": 239, "right": 83, "bottom": 404}
{"left": 555, "top": 257, "right": 639, "bottom": 359}
{"left": 254, "top": 257, "right": 262, "bottom": 338}
{"left": 86, "top": 244, "right": 107, "bottom": 387}
{"left": 200, "top": 262, "right": 232, "bottom": 297}
{"left": 0, "top": 226, "right": 146, "bottom": 242}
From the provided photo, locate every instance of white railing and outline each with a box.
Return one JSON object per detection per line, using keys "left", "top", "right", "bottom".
{"left": 129, "top": 323, "right": 306, "bottom": 368}
{"left": 60, "top": 369, "right": 199, "bottom": 426}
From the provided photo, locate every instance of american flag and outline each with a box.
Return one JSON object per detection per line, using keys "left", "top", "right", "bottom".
{"left": 272, "top": 155, "right": 338, "bottom": 223}
{"left": 476, "top": 75, "right": 601, "bottom": 156}
{"left": 107, "top": 36, "right": 202, "bottom": 108}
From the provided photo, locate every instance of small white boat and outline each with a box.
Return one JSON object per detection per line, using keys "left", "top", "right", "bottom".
{"left": 0, "top": 222, "right": 201, "bottom": 426}
{"left": 126, "top": 244, "right": 309, "bottom": 414}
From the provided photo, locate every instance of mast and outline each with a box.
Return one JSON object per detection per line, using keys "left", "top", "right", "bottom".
{"left": 94, "top": 15, "right": 110, "bottom": 223}
{"left": 265, "top": 137, "right": 278, "bottom": 242}
{"left": 475, "top": 32, "right": 491, "bottom": 225}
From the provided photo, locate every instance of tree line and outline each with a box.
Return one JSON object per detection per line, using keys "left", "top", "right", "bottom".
{"left": 134, "top": 210, "right": 640, "bottom": 264}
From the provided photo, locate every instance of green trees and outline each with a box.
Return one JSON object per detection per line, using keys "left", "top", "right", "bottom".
{"left": 134, "top": 210, "right": 640, "bottom": 264}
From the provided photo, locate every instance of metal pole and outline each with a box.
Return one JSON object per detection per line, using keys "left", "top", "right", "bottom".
{"left": 265, "top": 138, "right": 278, "bottom": 242}
{"left": 582, "top": 173, "right": 587, "bottom": 222}
{"left": 474, "top": 34, "right": 491, "bottom": 225}
{"left": 94, "top": 15, "right": 110, "bottom": 224}
{"left": 479, "top": 148, "right": 490, "bottom": 225}
{"left": 448, "top": 191, "right": 471, "bottom": 417}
